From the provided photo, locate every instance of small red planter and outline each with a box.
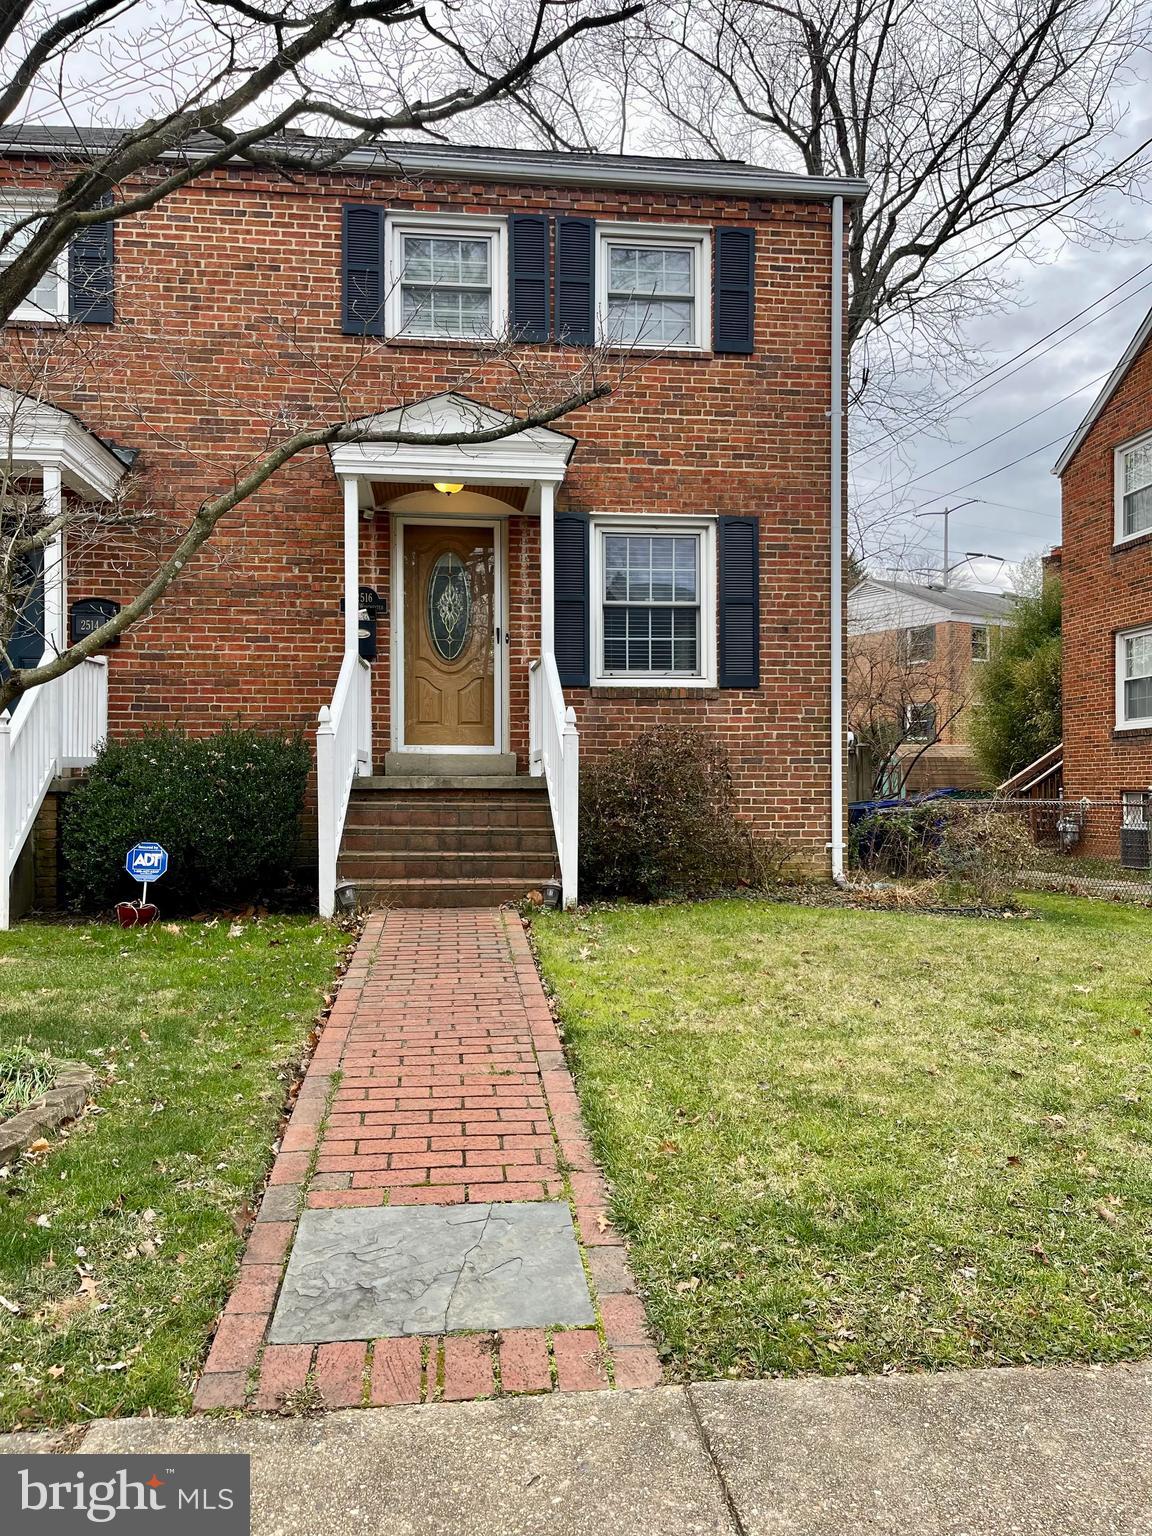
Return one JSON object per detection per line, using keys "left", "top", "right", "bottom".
{"left": 115, "top": 900, "right": 159, "bottom": 928}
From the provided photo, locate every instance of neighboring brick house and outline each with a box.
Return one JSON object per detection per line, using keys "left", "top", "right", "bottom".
{"left": 847, "top": 576, "right": 1014, "bottom": 798}
{"left": 0, "top": 129, "right": 865, "bottom": 918}
{"left": 1053, "top": 303, "right": 1152, "bottom": 868}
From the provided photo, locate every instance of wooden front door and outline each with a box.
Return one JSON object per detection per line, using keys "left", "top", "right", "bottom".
{"left": 402, "top": 523, "right": 497, "bottom": 748}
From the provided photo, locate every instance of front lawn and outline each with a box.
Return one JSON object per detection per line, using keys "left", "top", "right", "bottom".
{"left": 534, "top": 895, "right": 1152, "bottom": 1380}
{"left": 0, "top": 919, "right": 343, "bottom": 1429}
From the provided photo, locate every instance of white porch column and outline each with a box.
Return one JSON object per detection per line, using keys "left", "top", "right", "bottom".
{"left": 41, "top": 464, "right": 65, "bottom": 655}
{"left": 539, "top": 479, "right": 555, "bottom": 658}
{"left": 342, "top": 474, "right": 360, "bottom": 657}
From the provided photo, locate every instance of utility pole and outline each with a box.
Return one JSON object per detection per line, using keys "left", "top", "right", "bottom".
{"left": 915, "top": 499, "right": 977, "bottom": 587}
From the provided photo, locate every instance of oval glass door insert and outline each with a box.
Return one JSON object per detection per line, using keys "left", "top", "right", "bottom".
{"left": 427, "top": 551, "right": 471, "bottom": 661}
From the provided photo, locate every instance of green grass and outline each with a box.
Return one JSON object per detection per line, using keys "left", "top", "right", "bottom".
{"left": 533, "top": 895, "right": 1152, "bottom": 1381}
{"left": 0, "top": 918, "right": 343, "bottom": 1429}
{"left": 0, "top": 1043, "right": 55, "bottom": 1117}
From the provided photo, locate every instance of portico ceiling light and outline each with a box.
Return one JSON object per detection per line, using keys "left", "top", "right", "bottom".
{"left": 434, "top": 482, "right": 464, "bottom": 495}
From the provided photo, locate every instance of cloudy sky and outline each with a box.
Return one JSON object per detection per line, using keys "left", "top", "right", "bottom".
{"left": 851, "top": 99, "right": 1152, "bottom": 586}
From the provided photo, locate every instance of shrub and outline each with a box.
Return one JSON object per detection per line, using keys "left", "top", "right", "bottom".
{"left": 62, "top": 726, "right": 311, "bottom": 911}
{"left": 578, "top": 725, "right": 775, "bottom": 900}
{"left": 934, "top": 803, "right": 1033, "bottom": 907}
{"left": 850, "top": 803, "right": 941, "bottom": 879}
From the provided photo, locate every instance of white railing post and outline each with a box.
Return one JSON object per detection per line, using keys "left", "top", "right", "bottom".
{"left": 316, "top": 704, "right": 336, "bottom": 918}
{"left": 528, "top": 660, "right": 543, "bottom": 775}
{"left": 561, "top": 704, "right": 579, "bottom": 907}
{"left": 539, "top": 480, "right": 555, "bottom": 658}
{"left": 0, "top": 718, "right": 10, "bottom": 931}
{"left": 343, "top": 476, "right": 360, "bottom": 657}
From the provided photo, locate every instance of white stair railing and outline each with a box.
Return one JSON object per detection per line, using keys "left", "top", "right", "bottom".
{"left": 316, "top": 652, "right": 372, "bottom": 917}
{"left": 529, "top": 653, "right": 579, "bottom": 907}
{"left": 0, "top": 656, "right": 108, "bottom": 930}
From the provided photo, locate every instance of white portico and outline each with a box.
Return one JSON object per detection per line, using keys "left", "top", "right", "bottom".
{"left": 319, "top": 392, "right": 580, "bottom": 915}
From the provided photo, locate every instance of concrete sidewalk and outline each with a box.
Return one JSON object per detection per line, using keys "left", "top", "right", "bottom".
{"left": 8, "top": 1362, "right": 1152, "bottom": 1535}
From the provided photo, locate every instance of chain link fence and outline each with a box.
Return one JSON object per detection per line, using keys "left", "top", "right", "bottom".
{"left": 850, "top": 793, "right": 1152, "bottom": 904}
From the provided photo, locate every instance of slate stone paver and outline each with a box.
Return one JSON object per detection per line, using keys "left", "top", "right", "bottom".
{"left": 269, "top": 1202, "right": 594, "bottom": 1344}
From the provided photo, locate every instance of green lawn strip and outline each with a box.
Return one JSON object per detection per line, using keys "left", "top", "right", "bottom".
{"left": 533, "top": 894, "right": 1152, "bottom": 1381}
{"left": 0, "top": 918, "right": 343, "bottom": 1429}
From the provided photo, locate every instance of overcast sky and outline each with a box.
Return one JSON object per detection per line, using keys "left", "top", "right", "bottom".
{"left": 851, "top": 98, "right": 1152, "bottom": 585}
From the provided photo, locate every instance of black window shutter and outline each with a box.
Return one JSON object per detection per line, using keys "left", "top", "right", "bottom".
{"left": 342, "top": 204, "right": 385, "bottom": 336}
{"left": 718, "top": 516, "right": 760, "bottom": 688}
{"left": 553, "top": 217, "right": 595, "bottom": 345}
{"left": 0, "top": 547, "right": 45, "bottom": 714}
{"left": 713, "top": 226, "right": 755, "bottom": 354}
{"left": 554, "top": 510, "right": 590, "bottom": 687}
{"left": 509, "top": 214, "right": 550, "bottom": 342}
{"left": 68, "top": 199, "right": 114, "bottom": 324}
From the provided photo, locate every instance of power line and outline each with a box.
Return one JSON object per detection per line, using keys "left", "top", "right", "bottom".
{"left": 853, "top": 260, "right": 1152, "bottom": 469}
{"left": 900, "top": 430, "right": 1073, "bottom": 514}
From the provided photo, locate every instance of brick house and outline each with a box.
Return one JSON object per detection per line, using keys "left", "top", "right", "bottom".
{"left": 847, "top": 576, "right": 1014, "bottom": 798}
{"left": 0, "top": 130, "right": 865, "bottom": 919}
{"left": 1053, "top": 303, "right": 1152, "bottom": 868}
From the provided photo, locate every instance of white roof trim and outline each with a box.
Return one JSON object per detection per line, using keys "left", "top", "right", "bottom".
{"left": 0, "top": 388, "right": 127, "bottom": 500}
{"left": 1053, "top": 303, "right": 1152, "bottom": 477}
{"left": 328, "top": 392, "right": 576, "bottom": 492}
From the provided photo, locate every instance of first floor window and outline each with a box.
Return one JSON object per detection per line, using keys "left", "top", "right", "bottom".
{"left": 905, "top": 702, "right": 937, "bottom": 742}
{"left": 598, "top": 228, "right": 708, "bottom": 349}
{"left": 387, "top": 220, "right": 503, "bottom": 340}
{"left": 1118, "top": 626, "right": 1152, "bottom": 726}
{"left": 1117, "top": 434, "right": 1152, "bottom": 541}
{"left": 971, "top": 623, "right": 990, "bottom": 661}
{"left": 593, "top": 520, "right": 714, "bottom": 684}
{"left": 0, "top": 197, "right": 66, "bottom": 323}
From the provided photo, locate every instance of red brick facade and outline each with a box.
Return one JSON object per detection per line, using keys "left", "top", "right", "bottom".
{"left": 0, "top": 150, "right": 843, "bottom": 866}
{"left": 1058, "top": 321, "right": 1152, "bottom": 808}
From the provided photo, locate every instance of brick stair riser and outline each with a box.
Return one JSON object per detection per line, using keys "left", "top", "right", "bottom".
{"left": 341, "top": 827, "right": 557, "bottom": 854}
{"left": 346, "top": 805, "right": 555, "bottom": 830}
{"left": 340, "top": 853, "right": 558, "bottom": 882}
{"left": 340, "top": 881, "right": 552, "bottom": 907}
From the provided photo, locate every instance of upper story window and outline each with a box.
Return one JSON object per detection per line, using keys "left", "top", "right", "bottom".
{"left": 1117, "top": 625, "right": 1152, "bottom": 728}
{"left": 1115, "top": 432, "right": 1152, "bottom": 544}
{"left": 903, "top": 624, "right": 936, "bottom": 664}
{"left": 596, "top": 226, "right": 710, "bottom": 350}
{"left": 385, "top": 216, "right": 506, "bottom": 341}
{"left": 0, "top": 197, "right": 67, "bottom": 323}
{"left": 592, "top": 517, "right": 716, "bottom": 686}
{"left": 971, "top": 623, "right": 990, "bottom": 661}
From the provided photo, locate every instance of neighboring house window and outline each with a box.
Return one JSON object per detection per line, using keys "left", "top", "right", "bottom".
{"left": 1117, "top": 625, "right": 1152, "bottom": 727}
{"left": 905, "top": 702, "right": 937, "bottom": 742}
{"left": 971, "top": 624, "right": 990, "bottom": 661}
{"left": 903, "top": 624, "right": 936, "bottom": 664}
{"left": 596, "top": 226, "right": 710, "bottom": 349}
{"left": 592, "top": 518, "right": 716, "bottom": 685}
{"left": 0, "top": 198, "right": 67, "bottom": 323}
{"left": 385, "top": 216, "right": 506, "bottom": 341}
{"left": 1115, "top": 432, "right": 1152, "bottom": 542}
{"left": 1121, "top": 791, "right": 1151, "bottom": 870}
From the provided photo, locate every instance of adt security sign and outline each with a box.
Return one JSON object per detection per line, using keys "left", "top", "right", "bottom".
{"left": 125, "top": 841, "right": 168, "bottom": 888}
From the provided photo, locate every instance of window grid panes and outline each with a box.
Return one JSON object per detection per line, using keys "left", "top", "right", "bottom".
{"left": 971, "top": 624, "right": 990, "bottom": 661}
{"left": 605, "top": 243, "right": 696, "bottom": 347}
{"left": 906, "top": 703, "right": 937, "bottom": 742}
{"left": 399, "top": 234, "right": 493, "bottom": 339}
{"left": 1123, "top": 630, "right": 1152, "bottom": 722}
{"left": 0, "top": 202, "right": 64, "bottom": 320}
{"left": 905, "top": 625, "right": 935, "bottom": 663}
{"left": 601, "top": 532, "right": 701, "bottom": 676}
{"left": 1121, "top": 439, "right": 1152, "bottom": 539}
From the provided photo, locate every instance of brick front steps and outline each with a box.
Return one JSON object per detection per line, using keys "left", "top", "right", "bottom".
{"left": 192, "top": 909, "right": 661, "bottom": 1412}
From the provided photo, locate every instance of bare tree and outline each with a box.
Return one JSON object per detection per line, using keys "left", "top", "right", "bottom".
{"left": 847, "top": 623, "right": 969, "bottom": 798}
{"left": 498, "top": 0, "right": 1150, "bottom": 418}
{"left": 0, "top": 0, "right": 643, "bottom": 709}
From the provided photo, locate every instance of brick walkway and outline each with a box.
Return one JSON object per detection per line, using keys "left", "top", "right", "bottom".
{"left": 193, "top": 909, "right": 661, "bottom": 1412}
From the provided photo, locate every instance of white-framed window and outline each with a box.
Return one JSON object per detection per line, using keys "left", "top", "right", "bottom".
{"left": 384, "top": 215, "right": 506, "bottom": 342}
{"left": 595, "top": 224, "right": 710, "bottom": 350}
{"left": 903, "top": 624, "right": 936, "bottom": 664}
{"left": 1117, "top": 624, "right": 1152, "bottom": 728}
{"left": 591, "top": 517, "right": 716, "bottom": 686}
{"left": 0, "top": 197, "right": 67, "bottom": 323}
{"left": 1115, "top": 431, "right": 1152, "bottom": 544}
{"left": 905, "top": 702, "right": 937, "bottom": 742}
{"left": 971, "top": 623, "right": 990, "bottom": 661}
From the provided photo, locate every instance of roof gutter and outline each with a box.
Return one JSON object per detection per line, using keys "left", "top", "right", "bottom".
{"left": 829, "top": 195, "right": 848, "bottom": 885}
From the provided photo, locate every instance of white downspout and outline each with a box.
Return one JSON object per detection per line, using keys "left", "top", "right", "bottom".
{"left": 829, "top": 195, "right": 847, "bottom": 885}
